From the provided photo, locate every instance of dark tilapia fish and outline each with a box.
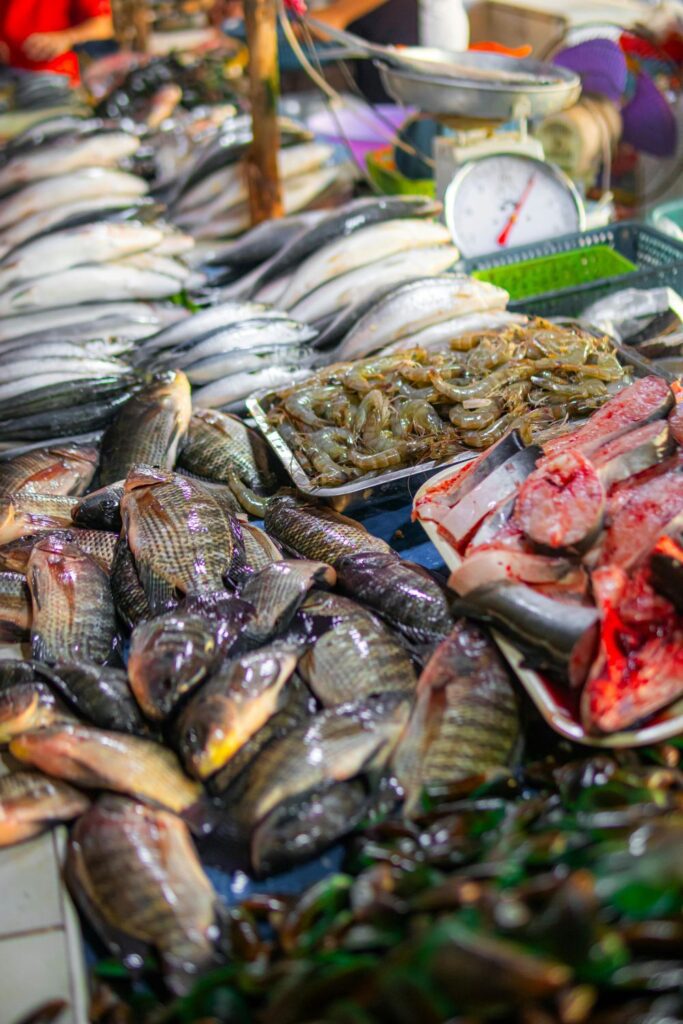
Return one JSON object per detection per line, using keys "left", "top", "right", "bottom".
{"left": 121, "top": 466, "right": 239, "bottom": 611}
{"left": 0, "top": 442, "right": 98, "bottom": 497}
{"left": 99, "top": 371, "right": 192, "bottom": 485}
{"left": 227, "top": 521, "right": 283, "bottom": 587}
{"left": 208, "top": 673, "right": 314, "bottom": 796}
{"left": 178, "top": 408, "right": 278, "bottom": 494}
{"left": 0, "top": 492, "right": 75, "bottom": 545}
{"left": 0, "top": 679, "right": 73, "bottom": 744}
{"left": 264, "top": 495, "right": 393, "bottom": 566}
{"left": 110, "top": 536, "right": 152, "bottom": 629}
{"left": 336, "top": 552, "right": 453, "bottom": 642}
{"left": 0, "top": 570, "right": 30, "bottom": 642}
{"left": 240, "top": 559, "right": 335, "bottom": 646}
{"left": 299, "top": 614, "right": 417, "bottom": 706}
{"left": 0, "top": 528, "right": 118, "bottom": 574}
{"left": 392, "top": 621, "right": 520, "bottom": 816}
{"left": 27, "top": 536, "right": 119, "bottom": 665}
{"left": 460, "top": 581, "right": 599, "bottom": 688}
{"left": 0, "top": 770, "right": 90, "bottom": 847}
{"left": 251, "top": 780, "right": 368, "bottom": 877}
{"left": 10, "top": 723, "right": 202, "bottom": 815}
{"left": 67, "top": 795, "right": 220, "bottom": 995}
{"left": 32, "top": 661, "right": 148, "bottom": 735}
{"left": 174, "top": 644, "right": 299, "bottom": 780}
{"left": 0, "top": 658, "right": 35, "bottom": 686}
{"left": 238, "top": 693, "right": 411, "bottom": 826}
{"left": 127, "top": 610, "right": 246, "bottom": 721}
{"left": 71, "top": 482, "right": 124, "bottom": 532}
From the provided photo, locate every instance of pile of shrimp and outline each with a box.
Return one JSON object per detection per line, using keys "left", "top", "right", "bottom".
{"left": 266, "top": 319, "right": 631, "bottom": 486}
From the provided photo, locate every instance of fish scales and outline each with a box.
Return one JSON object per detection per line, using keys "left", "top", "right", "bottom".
{"left": 0, "top": 770, "right": 90, "bottom": 847}
{"left": 264, "top": 495, "right": 393, "bottom": 566}
{"left": 393, "top": 622, "right": 520, "bottom": 815}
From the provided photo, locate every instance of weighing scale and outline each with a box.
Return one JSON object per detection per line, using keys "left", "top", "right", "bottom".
{"left": 305, "top": 20, "right": 588, "bottom": 258}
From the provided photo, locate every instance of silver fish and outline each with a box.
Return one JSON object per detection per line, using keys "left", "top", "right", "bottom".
{"left": 0, "top": 132, "right": 139, "bottom": 191}
{"left": 0, "top": 266, "right": 182, "bottom": 314}
{"left": 0, "top": 168, "right": 148, "bottom": 230}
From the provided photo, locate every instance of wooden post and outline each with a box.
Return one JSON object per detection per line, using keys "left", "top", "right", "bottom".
{"left": 244, "top": 0, "right": 283, "bottom": 225}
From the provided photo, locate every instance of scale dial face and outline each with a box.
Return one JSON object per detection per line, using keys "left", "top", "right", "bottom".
{"left": 445, "top": 152, "right": 585, "bottom": 258}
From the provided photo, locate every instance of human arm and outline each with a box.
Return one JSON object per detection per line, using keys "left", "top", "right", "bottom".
{"left": 23, "top": 7, "right": 113, "bottom": 62}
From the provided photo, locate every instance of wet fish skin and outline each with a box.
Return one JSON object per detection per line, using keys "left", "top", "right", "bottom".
{"left": 0, "top": 492, "right": 77, "bottom": 545}
{"left": 240, "top": 195, "right": 441, "bottom": 298}
{"left": 121, "top": 467, "right": 238, "bottom": 607}
{"left": 99, "top": 371, "right": 192, "bottom": 485}
{"left": 299, "top": 613, "right": 417, "bottom": 706}
{"left": 392, "top": 621, "right": 520, "bottom": 816}
{"left": 27, "top": 536, "right": 119, "bottom": 666}
{"left": 0, "top": 570, "right": 31, "bottom": 642}
{"left": 0, "top": 168, "right": 148, "bottom": 231}
{"left": 208, "top": 672, "right": 314, "bottom": 796}
{"left": 289, "top": 248, "right": 460, "bottom": 325}
{"left": 204, "top": 211, "right": 324, "bottom": 268}
{"left": 0, "top": 529, "right": 118, "bottom": 575}
{"left": 0, "top": 659, "right": 35, "bottom": 686}
{"left": 71, "top": 482, "right": 124, "bottom": 532}
{"left": 240, "top": 560, "right": 336, "bottom": 646}
{"left": 0, "top": 443, "right": 98, "bottom": 497}
{"left": 264, "top": 495, "right": 394, "bottom": 566}
{"left": 335, "top": 276, "right": 508, "bottom": 361}
{"left": 178, "top": 408, "right": 278, "bottom": 493}
{"left": 0, "top": 131, "right": 139, "bottom": 191}
{"left": 0, "top": 222, "right": 163, "bottom": 292}
{"left": 67, "top": 795, "right": 219, "bottom": 995}
{"left": 280, "top": 218, "right": 453, "bottom": 310}
{"left": 251, "top": 780, "right": 367, "bottom": 877}
{"left": 227, "top": 521, "right": 283, "bottom": 586}
{"left": 460, "top": 581, "right": 599, "bottom": 688}
{"left": 0, "top": 302, "right": 175, "bottom": 343}
{"left": 0, "top": 265, "right": 182, "bottom": 316}
{"left": 32, "top": 661, "right": 148, "bottom": 735}
{"left": 238, "top": 692, "right": 411, "bottom": 825}
{"left": 0, "top": 770, "right": 90, "bottom": 848}
{"left": 174, "top": 644, "right": 298, "bottom": 780}
{"left": 10, "top": 723, "right": 202, "bottom": 814}
{"left": 0, "top": 680, "right": 71, "bottom": 744}
{"left": 336, "top": 552, "right": 453, "bottom": 642}
{"left": 110, "top": 536, "right": 152, "bottom": 629}
{"left": 128, "top": 611, "right": 235, "bottom": 721}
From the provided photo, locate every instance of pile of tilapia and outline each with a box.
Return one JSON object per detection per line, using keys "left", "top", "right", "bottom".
{"left": 416, "top": 374, "right": 683, "bottom": 735}
{"left": 0, "top": 366, "right": 521, "bottom": 994}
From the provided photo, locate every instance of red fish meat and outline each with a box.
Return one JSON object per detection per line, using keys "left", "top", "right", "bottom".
{"left": 543, "top": 376, "right": 674, "bottom": 458}
{"left": 582, "top": 565, "right": 683, "bottom": 733}
{"left": 515, "top": 450, "right": 605, "bottom": 554}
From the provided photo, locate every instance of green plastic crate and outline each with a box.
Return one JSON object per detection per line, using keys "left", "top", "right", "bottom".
{"left": 471, "top": 246, "right": 637, "bottom": 301}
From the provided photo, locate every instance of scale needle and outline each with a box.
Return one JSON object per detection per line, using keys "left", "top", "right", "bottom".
{"left": 496, "top": 172, "right": 537, "bottom": 247}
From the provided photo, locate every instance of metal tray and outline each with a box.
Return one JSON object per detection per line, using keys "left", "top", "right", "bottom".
{"left": 413, "top": 462, "right": 683, "bottom": 748}
{"left": 246, "top": 387, "right": 478, "bottom": 512}
{"left": 376, "top": 55, "right": 581, "bottom": 120}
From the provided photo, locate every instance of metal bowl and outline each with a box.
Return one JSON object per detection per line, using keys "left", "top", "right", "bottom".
{"left": 377, "top": 52, "right": 581, "bottom": 120}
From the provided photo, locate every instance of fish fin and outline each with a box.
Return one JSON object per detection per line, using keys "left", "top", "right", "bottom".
{"left": 180, "top": 792, "right": 223, "bottom": 838}
{"left": 124, "top": 465, "right": 171, "bottom": 491}
{"left": 135, "top": 561, "right": 180, "bottom": 616}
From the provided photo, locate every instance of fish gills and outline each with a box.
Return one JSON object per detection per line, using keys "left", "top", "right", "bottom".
{"left": 0, "top": 492, "right": 75, "bottom": 545}
{"left": 392, "top": 622, "right": 520, "bottom": 816}
{"left": 67, "top": 795, "right": 218, "bottom": 994}
{"left": 0, "top": 770, "right": 89, "bottom": 847}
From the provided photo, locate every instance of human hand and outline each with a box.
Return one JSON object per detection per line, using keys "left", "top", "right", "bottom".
{"left": 23, "top": 31, "right": 72, "bottom": 61}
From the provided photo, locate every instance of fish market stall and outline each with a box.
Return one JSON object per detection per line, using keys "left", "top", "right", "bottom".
{"left": 0, "top": 13, "right": 681, "bottom": 1024}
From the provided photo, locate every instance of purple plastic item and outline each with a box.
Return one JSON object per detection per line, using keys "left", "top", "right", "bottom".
{"left": 622, "top": 71, "right": 677, "bottom": 156}
{"left": 307, "top": 103, "right": 412, "bottom": 167}
{"left": 553, "top": 39, "right": 627, "bottom": 103}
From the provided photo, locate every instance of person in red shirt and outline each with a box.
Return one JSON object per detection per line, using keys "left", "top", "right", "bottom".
{"left": 0, "top": 0, "right": 114, "bottom": 86}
